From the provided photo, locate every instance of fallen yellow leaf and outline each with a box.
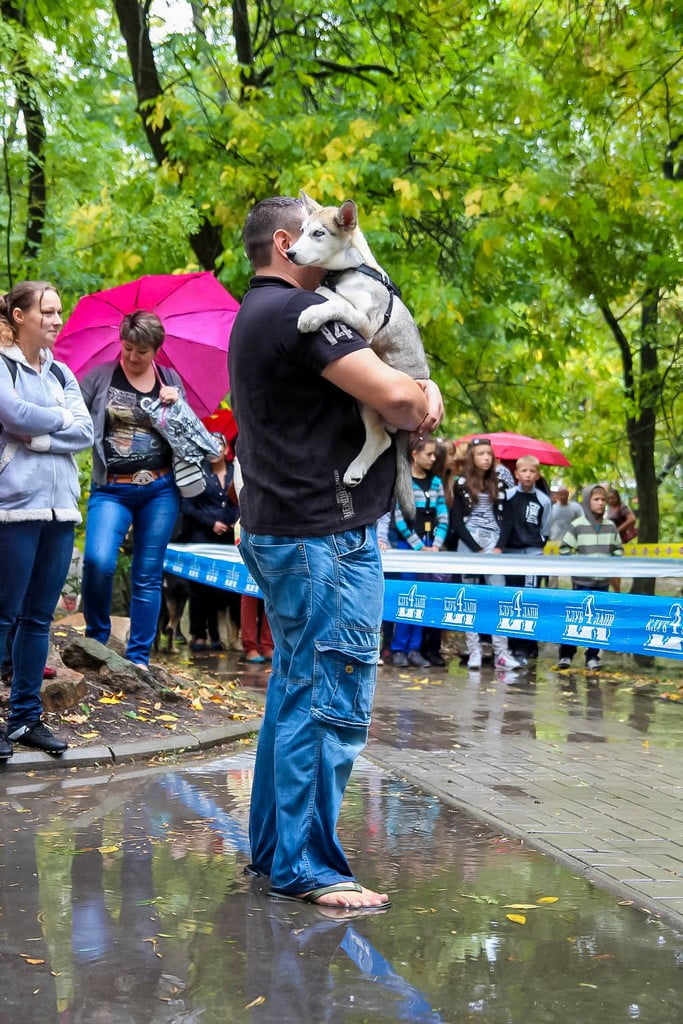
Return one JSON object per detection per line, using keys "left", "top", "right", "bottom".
{"left": 506, "top": 914, "right": 527, "bottom": 925}
{"left": 504, "top": 904, "right": 538, "bottom": 910}
{"left": 20, "top": 956, "right": 46, "bottom": 964}
{"left": 537, "top": 897, "right": 559, "bottom": 904}
{"left": 244, "top": 997, "right": 266, "bottom": 1009}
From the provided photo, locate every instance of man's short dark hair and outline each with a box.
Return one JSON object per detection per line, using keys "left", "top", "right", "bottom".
{"left": 243, "top": 197, "right": 304, "bottom": 269}
{"left": 120, "top": 310, "right": 165, "bottom": 352}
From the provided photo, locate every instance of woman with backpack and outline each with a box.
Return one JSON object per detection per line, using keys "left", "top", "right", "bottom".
{"left": 0, "top": 281, "right": 93, "bottom": 757}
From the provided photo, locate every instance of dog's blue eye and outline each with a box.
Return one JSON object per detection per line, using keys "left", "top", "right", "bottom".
{"left": 312, "top": 229, "right": 325, "bottom": 238}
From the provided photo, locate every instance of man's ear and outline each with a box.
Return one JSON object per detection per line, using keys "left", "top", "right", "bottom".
{"left": 273, "top": 228, "right": 296, "bottom": 258}
{"left": 335, "top": 200, "right": 357, "bottom": 231}
{"left": 300, "top": 190, "right": 322, "bottom": 215}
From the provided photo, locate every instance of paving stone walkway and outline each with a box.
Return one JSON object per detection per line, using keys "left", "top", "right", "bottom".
{"left": 366, "top": 655, "right": 683, "bottom": 932}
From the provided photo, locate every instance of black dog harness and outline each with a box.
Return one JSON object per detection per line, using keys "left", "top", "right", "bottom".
{"left": 322, "top": 264, "right": 402, "bottom": 331}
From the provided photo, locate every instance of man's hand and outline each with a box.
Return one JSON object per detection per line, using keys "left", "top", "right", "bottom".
{"left": 415, "top": 380, "right": 444, "bottom": 434}
{"left": 213, "top": 521, "right": 229, "bottom": 535}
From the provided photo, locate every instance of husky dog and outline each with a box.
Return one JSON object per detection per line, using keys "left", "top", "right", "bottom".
{"left": 286, "top": 192, "right": 429, "bottom": 518}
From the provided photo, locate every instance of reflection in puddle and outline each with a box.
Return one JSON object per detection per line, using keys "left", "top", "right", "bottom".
{"left": 1, "top": 751, "right": 682, "bottom": 1023}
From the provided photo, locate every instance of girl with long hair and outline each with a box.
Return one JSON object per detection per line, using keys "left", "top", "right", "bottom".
{"left": 446, "top": 438, "right": 520, "bottom": 671}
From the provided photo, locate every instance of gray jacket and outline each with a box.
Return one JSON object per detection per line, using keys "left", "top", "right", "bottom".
{"left": 0, "top": 345, "right": 94, "bottom": 523}
{"left": 79, "top": 360, "right": 184, "bottom": 484}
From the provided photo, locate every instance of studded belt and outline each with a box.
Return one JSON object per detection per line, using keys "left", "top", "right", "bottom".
{"left": 106, "top": 468, "right": 171, "bottom": 485}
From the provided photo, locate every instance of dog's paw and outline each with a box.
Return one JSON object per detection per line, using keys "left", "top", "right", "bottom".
{"left": 297, "top": 307, "right": 326, "bottom": 333}
{"left": 343, "top": 461, "right": 369, "bottom": 487}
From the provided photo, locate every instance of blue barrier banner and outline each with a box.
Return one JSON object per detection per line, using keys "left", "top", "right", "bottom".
{"left": 164, "top": 544, "right": 683, "bottom": 660}
{"left": 384, "top": 580, "right": 683, "bottom": 661}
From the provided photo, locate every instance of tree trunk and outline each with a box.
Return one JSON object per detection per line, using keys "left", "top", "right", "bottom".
{"left": 112, "top": 0, "right": 222, "bottom": 270}
{"left": 2, "top": 0, "right": 47, "bottom": 260}
{"left": 600, "top": 293, "right": 660, "bottom": 597}
{"left": 627, "top": 290, "right": 660, "bottom": 597}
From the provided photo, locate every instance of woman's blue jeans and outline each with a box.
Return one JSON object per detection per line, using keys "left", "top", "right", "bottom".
{"left": 239, "top": 525, "right": 383, "bottom": 894}
{"left": 0, "top": 520, "right": 74, "bottom": 732}
{"left": 82, "top": 475, "right": 179, "bottom": 664}
{"left": 391, "top": 539, "right": 424, "bottom": 653}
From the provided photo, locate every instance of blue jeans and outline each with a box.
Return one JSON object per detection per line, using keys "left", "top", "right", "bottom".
{"left": 0, "top": 520, "right": 74, "bottom": 732}
{"left": 391, "top": 539, "right": 423, "bottom": 653}
{"left": 239, "top": 525, "right": 383, "bottom": 894}
{"left": 82, "top": 475, "right": 179, "bottom": 664}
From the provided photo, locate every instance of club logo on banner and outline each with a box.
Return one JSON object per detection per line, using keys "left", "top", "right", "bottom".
{"left": 562, "top": 594, "right": 615, "bottom": 645}
{"left": 216, "top": 565, "right": 242, "bottom": 590}
{"left": 497, "top": 590, "right": 539, "bottom": 636}
{"left": 396, "top": 584, "right": 427, "bottom": 622}
{"left": 441, "top": 587, "right": 477, "bottom": 628}
{"left": 644, "top": 602, "right": 683, "bottom": 654}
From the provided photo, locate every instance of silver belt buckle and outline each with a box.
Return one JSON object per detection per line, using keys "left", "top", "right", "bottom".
{"left": 131, "top": 470, "right": 155, "bottom": 485}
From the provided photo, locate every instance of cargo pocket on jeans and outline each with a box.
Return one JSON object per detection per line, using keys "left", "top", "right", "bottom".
{"left": 311, "top": 641, "right": 379, "bottom": 728}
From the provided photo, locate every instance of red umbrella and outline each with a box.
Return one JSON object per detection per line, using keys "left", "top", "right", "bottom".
{"left": 55, "top": 272, "right": 239, "bottom": 417}
{"left": 455, "top": 431, "right": 571, "bottom": 466}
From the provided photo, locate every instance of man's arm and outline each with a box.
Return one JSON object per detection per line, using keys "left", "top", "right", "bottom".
{"left": 321, "top": 348, "right": 431, "bottom": 432}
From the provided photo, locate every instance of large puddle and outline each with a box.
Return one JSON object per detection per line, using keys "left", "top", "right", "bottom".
{"left": 1, "top": 750, "right": 681, "bottom": 1023}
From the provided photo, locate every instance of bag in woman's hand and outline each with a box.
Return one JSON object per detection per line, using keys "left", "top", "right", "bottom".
{"left": 140, "top": 395, "right": 221, "bottom": 497}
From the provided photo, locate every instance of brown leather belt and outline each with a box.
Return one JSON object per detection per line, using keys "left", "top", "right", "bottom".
{"left": 106, "top": 468, "right": 171, "bottom": 485}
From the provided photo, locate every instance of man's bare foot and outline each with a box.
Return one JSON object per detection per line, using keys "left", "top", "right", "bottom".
{"left": 269, "top": 880, "right": 391, "bottom": 910}
{"left": 309, "top": 884, "right": 389, "bottom": 909}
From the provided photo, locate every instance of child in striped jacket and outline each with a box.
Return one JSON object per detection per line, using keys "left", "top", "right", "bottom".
{"left": 391, "top": 438, "right": 448, "bottom": 668}
{"left": 557, "top": 484, "right": 623, "bottom": 671}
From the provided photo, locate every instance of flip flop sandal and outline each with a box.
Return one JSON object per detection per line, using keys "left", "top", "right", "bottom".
{"left": 269, "top": 881, "right": 392, "bottom": 910}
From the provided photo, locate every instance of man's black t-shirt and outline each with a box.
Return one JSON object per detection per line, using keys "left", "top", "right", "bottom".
{"left": 229, "top": 276, "right": 396, "bottom": 536}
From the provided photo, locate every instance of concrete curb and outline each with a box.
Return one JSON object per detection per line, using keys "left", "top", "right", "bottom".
{"left": 0, "top": 719, "right": 262, "bottom": 774}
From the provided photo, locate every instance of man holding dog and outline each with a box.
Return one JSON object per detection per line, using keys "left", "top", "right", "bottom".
{"left": 230, "top": 195, "right": 442, "bottom": 911}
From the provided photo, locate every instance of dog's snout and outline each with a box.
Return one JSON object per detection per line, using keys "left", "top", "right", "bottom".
{"left": 286, "top": 248, "right": 297, "bottom": 262}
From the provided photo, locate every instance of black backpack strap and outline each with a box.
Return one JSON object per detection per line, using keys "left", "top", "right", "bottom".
{"left": 49, "top": 362, "right": 66, "bottom": 388}
{"left": 1, "top": 352, "right": 17, "bottom": 385}
{"left": 1, "top": 352, "right": 65, "bottom": 389}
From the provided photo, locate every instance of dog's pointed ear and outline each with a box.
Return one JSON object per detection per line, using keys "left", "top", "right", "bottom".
{"left": 299, "top": 191, "right": 321, "bottom": 214}
{"left": 336, "top": 200, "right": 358, "bottom": 231}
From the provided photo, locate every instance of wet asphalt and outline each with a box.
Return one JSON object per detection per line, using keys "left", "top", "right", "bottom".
{"left": 2, "top": 646, "right": 683, "bottom": 1022}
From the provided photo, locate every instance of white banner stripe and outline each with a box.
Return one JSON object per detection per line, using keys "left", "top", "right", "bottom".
{"left": 167, "top": 544, "right": 683, "bottom": 579}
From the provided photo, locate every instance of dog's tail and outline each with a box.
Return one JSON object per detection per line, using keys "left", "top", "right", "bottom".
{"left": 394, "top": 431, "right": 416, "bottom": 522}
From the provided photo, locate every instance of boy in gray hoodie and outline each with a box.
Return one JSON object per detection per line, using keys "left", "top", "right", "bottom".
{"left": 557, "top": 484, "right": 623, "bottom": 671}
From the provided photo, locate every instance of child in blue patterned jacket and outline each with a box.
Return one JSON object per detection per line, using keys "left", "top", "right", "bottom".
{"left": 391, "top": 437, "right": 448, "bottom": 668}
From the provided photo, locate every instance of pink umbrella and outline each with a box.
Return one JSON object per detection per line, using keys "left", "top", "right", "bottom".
{"left": 55, "top": 272, "right": 239, "bottom": 417}
{"left": 455, "top": 431, "right": 571, "bottom": 466}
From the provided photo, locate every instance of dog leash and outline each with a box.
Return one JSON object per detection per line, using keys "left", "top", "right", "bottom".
{"left": 323, "top": 264, "right": 401, "bottom": 330}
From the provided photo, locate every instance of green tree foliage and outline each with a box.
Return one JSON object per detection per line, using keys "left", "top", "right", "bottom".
{"left": 0, "top": 1, "right": 682, "bottom": 539}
